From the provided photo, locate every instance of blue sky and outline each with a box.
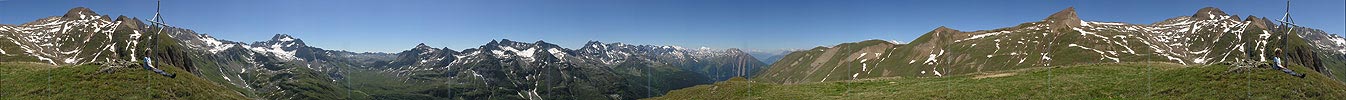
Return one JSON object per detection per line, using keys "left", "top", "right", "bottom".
{"left": 2, "top": 0, "right": 1342, "bottom": 53}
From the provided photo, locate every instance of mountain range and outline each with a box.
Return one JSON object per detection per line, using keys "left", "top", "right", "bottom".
{"left": 4, "top": 6, "right": 1346, "bottom": 99}
{"left": 649, "top": 7, "right": 1346, "bottom": 99}
{"left": 752, "top": 7, "right": 1346, "bottom": 84}
{"left": 1, "top": 7, "right": 765, "bottom": 100}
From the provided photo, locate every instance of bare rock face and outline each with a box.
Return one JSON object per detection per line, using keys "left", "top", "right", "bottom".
{"left": 1044, "top": 7, "right": 1082, "bottom": 28}
{"left": 62, "top": 7, "right": 100, "bottom": 19}
{"left": 1245, "top": 15, "right": 1272, "bottom": 29}
{"left": 1192, "top": 7, "right": 1228, "bottom": 20}
{"left": 115, "top": 15, "right": 144, "bottom": 30}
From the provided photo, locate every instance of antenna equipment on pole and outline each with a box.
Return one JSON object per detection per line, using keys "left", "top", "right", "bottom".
{"left": 1276, "top": 0, "right": 1299, "bottom": 49}
{"left": 144, "top": 0, "right": 170, "bottom": 59}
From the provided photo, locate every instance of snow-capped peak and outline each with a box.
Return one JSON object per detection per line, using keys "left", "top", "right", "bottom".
{"left": 472, "top": 39, "right": 571, "bottom": 62}
{"left": 254, "top": 34, "right": 306, "bottom": 48}
{"left": 197, "top": 34, "right": 238, "bottom": 53}
{"left": 271, "top": 34, "right": 300, "bottom": 42}
{"left": 234, "top": 34, "right": 310, "bottom": 61}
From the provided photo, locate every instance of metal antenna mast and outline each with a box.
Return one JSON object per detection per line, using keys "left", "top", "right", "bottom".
{"left": 149, "top": 0, "right": 167, "bottom": 25}
{"left": 143, "top": 0, "right": 169, "bottom": 60}
{"left": 1277, "top": 0, "right": 1301, "bottom": 29}
{"left": 1279, "top": 0, "right": 1296, "bottom": 25}
{"left": 150, "top": 0, "right": 169, "bottom": 43}
{"left": 1277, "top": 0, "right": 1300, "bottom": 50}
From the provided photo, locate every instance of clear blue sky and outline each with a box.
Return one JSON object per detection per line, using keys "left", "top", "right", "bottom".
{"left": 2, "top": 0, "right": 1342, "bottom": 53}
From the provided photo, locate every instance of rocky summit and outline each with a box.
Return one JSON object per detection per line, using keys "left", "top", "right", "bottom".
{"left": 1044, "top": 7, "right": 1082, "bottom": 27}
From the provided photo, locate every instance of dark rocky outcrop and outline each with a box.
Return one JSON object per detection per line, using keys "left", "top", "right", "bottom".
{"left": 1193, "top": 7, "right": 1229, "bottom": 20}
{"left": 1246, "top": 15, "right": 1273, "bottom": 29}
{"left": 62, "top": 7, "right": 99, "bottom": 19}
{"left": 1044, "top": 7, "right": 1082, "bottom": 27}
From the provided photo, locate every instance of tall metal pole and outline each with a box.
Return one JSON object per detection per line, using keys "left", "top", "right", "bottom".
{"left": 146, "top": 0, "right": 166, "bottom": 61}
{"left": 1280, "top": 0, "right": 1295, "bottom": 50}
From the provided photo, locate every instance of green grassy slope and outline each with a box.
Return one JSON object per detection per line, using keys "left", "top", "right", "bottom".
{"left": 753, "top": 14, "right": 1346, "bottom": 85}
{"left": 753, "top": 40, "right": 901, "bottom": 83}
{"left": 0, "top": 62, "right": 248, "bottom": 99}
{"left": 1319, "top": 53, "right": 1346, "bottom": 82}
{"left": 344, "top": 69, "right": 438, "bottom": 99}
{"left": 649, "top": 62, "right": 1346, "bottom": 99}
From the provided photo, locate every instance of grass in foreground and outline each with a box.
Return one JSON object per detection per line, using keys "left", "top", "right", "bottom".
{"left": 647, "top": 62, "right": 1346, "bottom": 99}
{"left": 0, "top": 62, "right": 248, "bottom": 99}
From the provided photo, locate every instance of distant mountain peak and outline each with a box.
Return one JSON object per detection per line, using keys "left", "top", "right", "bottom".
{"left": 493, "top": 39, "right": 528, "bottom": 47}
{"left": 724, "top": 48, "right": 745, "bottom": 53}
{"left": 931, "top": 26, "right": 961, "bottom": 34}
{"left": 532, "top": 40, "right": 565, "bottom": 49}
{"left": 1043, "top": 7, "right": 1082, "bottom": 27}
{"left": 263, "top": 34, "right": 305, "bottom": 47}
{"left": 1193, "top": 7, "right": 1228, "bottom": 20}
{"left": 114, "top": 15, "right": 143, "bottom": 30}
{"left": 533, "top": 40, "right": 549, "bottom": 45}
{"left": 1245, "top": 15, "right": 1273, "bottom": 29}
{"left": 586, "top": 41, "right": 604, "bottom": 45}
{"left": 62, "top": 7, "right": 99, "bottom": 19}
{"left": 585, "top": 41, "right": 604, "bottom": 46}
{"left": 934, "top": 26, "right": 956, "bottom": 31}
{"left": 415, "top": 43, "right": 433, "bottom": 49}
{"left": 114, "top": 15, "right": 131, "bottom": 21}
{"left": 270, "top": 34, "right": 298, "bottom": 41}
{"left": 582, "top": 41, "right": 607, "bottom": 49}
{"left": 478, "top": 39, "right": 562, "bottom": 52}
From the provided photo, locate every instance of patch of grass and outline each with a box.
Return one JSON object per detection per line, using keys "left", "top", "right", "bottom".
{"left": 0, "top": 62, "right": 248, "bottom": 99}
{"left": 649, "top": 62, "right": 1346, "bottom": 99}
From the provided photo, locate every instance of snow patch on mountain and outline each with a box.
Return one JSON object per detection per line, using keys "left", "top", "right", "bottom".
{"left": 955, "top": 31, "right": 1009, "bottom": 42}
{"left": 923, "top": 49, "right": 944, "bottom": 65}
{"left": 547, "top": 48, "right": 566, "bottom": 60}
{"left": 1068, "top": 44, "right": 1119, "bottom": 62}
{"left": 1331, "top": 37, "right": 1346, "bottom": 53}
{"left": 0, "top": 12, "right": 125, "bottom": 65}
{"left": 277, "top": 36, "right": 295, "bottom": 42}
{"left": 198, "top": 35, "right": 236, "bottom": 53}
{"left": 244, "top": 45, "right": 299, "bottom": 61}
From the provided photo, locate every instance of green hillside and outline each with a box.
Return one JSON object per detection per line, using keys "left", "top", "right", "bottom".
{"left": 0, "top": 62, "right": 248, "bottom": 99}
{"left": 649, "top": 62, "right": 1346, "bottom": 99}
{"left": 751, "top": 7, "right": 1346, "bottom": 85}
